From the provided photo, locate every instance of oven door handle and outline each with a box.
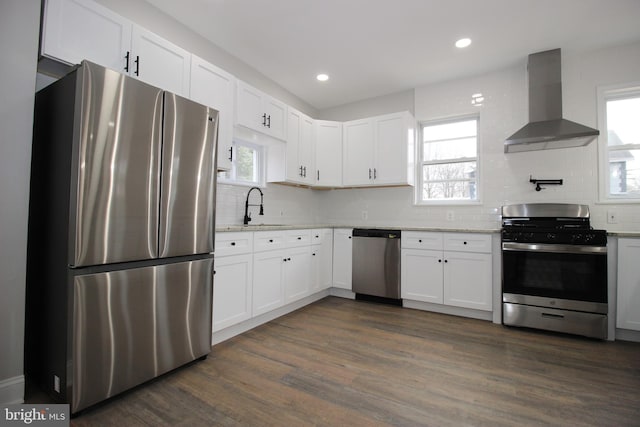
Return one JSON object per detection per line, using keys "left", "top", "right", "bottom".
{"left": 502, "top": 242, "right": 607, "bottom": 254}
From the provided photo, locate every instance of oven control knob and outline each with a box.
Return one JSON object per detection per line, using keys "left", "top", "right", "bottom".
{"left": 546, "top": 233, "right": 556, "bottom": 241}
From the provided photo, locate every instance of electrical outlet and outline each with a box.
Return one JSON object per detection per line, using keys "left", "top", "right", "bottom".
{"left": 446, "top": 211, "right": 455, "bottom": 221}
{"left": 607, "top": 211, "right": 618, "bottom": 224}
{"left": 362, "top": 210, "right": 368, "bottom": 220}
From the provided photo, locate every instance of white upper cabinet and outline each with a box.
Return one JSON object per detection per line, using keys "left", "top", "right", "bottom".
{"left": 130, "top": 26, "right": 191, "bottom": 97}
{"left": 343, "top": 118, "right": 374, "bottom": 186}
{"left": 314, "top": 121, "right": 343, "bottom": 187}
{"left": 236, "top": 80, "right": 287, "bottom": 140}
{"left": 41, "top": 0, "right": 132, "bottom": 71}
{"left": 343, "top": 111, "right": 415, "bottom": 187}
{"left": 284, "top": 108, "right": 314, "bottom": 185}
{"left": 190, "top": 55, "right": 236, "bottom": 171}
{"left": 41, "top": 0, "right": 191, "bottom": 97}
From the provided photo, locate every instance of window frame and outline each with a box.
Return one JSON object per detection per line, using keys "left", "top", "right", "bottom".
{"left": 415, "top": 114, "right": 481, "bottom": 205}
{"left": 597, "top": 82, "right": 640, "bottom": 203}
{"left": 217, "top": 139, "right": 266, "bottom": 188}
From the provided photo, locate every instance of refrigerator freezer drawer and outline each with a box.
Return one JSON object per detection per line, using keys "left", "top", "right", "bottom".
{"left": 71, "top": 258, "right": 213, "bottom": 413}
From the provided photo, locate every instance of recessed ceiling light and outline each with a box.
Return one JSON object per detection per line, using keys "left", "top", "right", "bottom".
{"left": 455, "top": 38, "right": 472, "bottom": 48}
{"left": 316, "top": 73, "right": 329, "bottom": 82}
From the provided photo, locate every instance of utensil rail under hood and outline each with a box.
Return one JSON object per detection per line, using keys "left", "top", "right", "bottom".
{"left": 504, "top": 48, "right": 599, "bottom": 153}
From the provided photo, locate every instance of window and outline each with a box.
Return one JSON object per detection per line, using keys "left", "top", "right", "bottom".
{"left": 218, "top": 139, "right": 265, "bottom": 186}
{"left": 599, "top": 84, "right": 640, "bottom": 201}
{"left": 417, "top": 116, "right": 479, "bottom": 203}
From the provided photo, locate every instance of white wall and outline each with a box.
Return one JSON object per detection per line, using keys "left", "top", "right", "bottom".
{"left": 317, "top": 42, "right": 640, "bottom": 232}
{"left": 0, "top": 0, "right": 40, "bottom": 405}
{"left": 318, "top": 89, "right": 414, "bottom": 121}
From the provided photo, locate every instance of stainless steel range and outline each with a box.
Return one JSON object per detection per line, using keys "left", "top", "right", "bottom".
{"left": 501, "top": 203, "right": 608, "bottom": 339}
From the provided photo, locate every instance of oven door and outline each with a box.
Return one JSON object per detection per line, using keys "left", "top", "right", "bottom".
{"left": 502, "top": 242, "right": 607, "bottom": 305}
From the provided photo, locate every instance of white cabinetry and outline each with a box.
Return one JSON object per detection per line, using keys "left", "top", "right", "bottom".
{"left": 236, "top": 80, "right": 286, "bottom": 140}
{"left": 41, "top": 0, "right": 191, "bottom": 96}
{"left": 41, "top": 0, "right": 132, "bottom": 71}
{"left": 314, "top": 121, "right": 343, "bottom": 187}
{"left": 252, "top": 230, "right": 312, "bottom": 316}
{"left": 130, "top": 26, "right": 190, "bottom": 96}
{"left": 401, "top": 232, "right": 492, "bottom": 311}
{"left": 213, "top": 232, "right": 254, "bottom": 332}
{"left": 190, "top": 55, "right": 235, "bottom": 171}
{"left": 332, "top": 229, "right": 353, "bottom": 290}
{"left": 617, "top": 238, "right": 640, "bottom": 331}
{"left": 311, "top": 229, "right": 334, "bottom": 292}
{"left": 268, "top": 108, "right": 314, "bottom": 185}
{"left": 342, "top": 111, "right": 415, "bottom": 187}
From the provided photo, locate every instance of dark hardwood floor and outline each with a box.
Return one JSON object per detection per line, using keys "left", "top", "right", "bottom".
{"left": 67, "top": 297, "right": 640, "bottom": 426}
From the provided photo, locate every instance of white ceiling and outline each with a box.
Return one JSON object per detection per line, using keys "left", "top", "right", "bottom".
{"left": 145, "top": 0, "right": 640, "bottom": 110}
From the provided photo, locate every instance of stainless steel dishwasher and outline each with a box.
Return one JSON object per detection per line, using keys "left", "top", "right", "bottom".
{"left": 352, "top": 228, "right": 401, "bottom": 302}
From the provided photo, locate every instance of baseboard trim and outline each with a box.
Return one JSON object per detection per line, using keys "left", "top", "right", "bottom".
{"left": 0, "top": 375, "right": 24, "bottom": 405}
{"left": 402, "top": 299, "right": 493, "bottom": 322}
{"left": 615, "top": 328, "right": 640, "bottom": 343}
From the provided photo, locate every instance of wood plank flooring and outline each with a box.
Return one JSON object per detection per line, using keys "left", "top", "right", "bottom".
{"left": 68, "top": 297, "right": 640, "bottom": 426}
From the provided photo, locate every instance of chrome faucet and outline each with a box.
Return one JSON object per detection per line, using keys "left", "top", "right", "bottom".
{"left": 243, "top": 187, "right": 264, "bottom": 225}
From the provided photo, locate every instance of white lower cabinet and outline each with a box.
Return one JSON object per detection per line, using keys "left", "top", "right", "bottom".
{"left": 213, "top": 232, "right": 254, "bottom": 333}
{"left": 252, "top": 249, "right": 287, "bottom": 316}
{"left": 401, "top": 231, "right": 492, "bottom": 312}
{"left": 213, "top": 254, "right": 253, "bottom": 331}
{"left": 284, "top": 246, "right": 312, "bottom": 304}
{"left": 311, "top": 229, "right": 334, "bottom": 292}
{"left": 617, "top": 238, "right": 640, "bottom": 331}
{"left": 332, "top": 228, "right": 353, "bottom": 290}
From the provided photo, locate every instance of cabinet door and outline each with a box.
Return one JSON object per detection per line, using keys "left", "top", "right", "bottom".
{"left": 444, "top": 251, "right": 492, "bottom": 311}
{"left": 332, "top": 229, "right": 353, "bottom": 289}
{"left": 252, "top": 250, "right": 285, "bottom": 316}
{"left": 236, "top": 80, "right": 264, "bottom": 131}
{"left": 213, "top": 254, "right": 253, "bottom": 331}
{"left": 131, "top": 26, "right": 191, "bottom": 96}
{"left": 129, "top": 25, "right": 191, "bottom": 97}
{"left": 41, "top": 0, "right": 132, "bottom": 71}
{"left": 319, "top": 230, "right": 334, "bottom": 290}
{"left": 343, "top": 119, "right": 374, "bottom": 186}
{"left": 190, "top": 55, "right": 235, "bottom": 171}
{"left": 401, "top": 249, "right": 444, "bottom": 304}
{"left": 286, "top": 109, "right": 303, "bottom": 182}
{"left": 374, "top": 113, "right": 409, "bottom": 185}
{"left": 284, "top": 246, "right": 312, "bottom": 303}
{"left": 314, "top": 121, "right": 342, "bottom": 187}
{"left": 298, "top": 114, "right": 315, "bottom": 185}
{"left": 617, "top": 238, "right": 640, "bottom": 331}
{"left": 264, "top": 96, "right": 287, "bottom": 140}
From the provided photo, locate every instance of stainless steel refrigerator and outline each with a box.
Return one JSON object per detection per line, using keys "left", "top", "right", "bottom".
{"left": 26, "top": 61, "right": 218, "bottom": 413}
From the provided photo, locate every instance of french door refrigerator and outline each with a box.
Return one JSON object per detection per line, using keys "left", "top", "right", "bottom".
{"left": 26, "top": 61, "right": 218, "bottom": 413}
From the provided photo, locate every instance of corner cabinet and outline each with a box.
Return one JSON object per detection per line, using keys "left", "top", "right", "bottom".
{"left": 617, "top": 238, "right": 640, "bottom": 331}
{"left": 190, "top": 55, "right": 235, "bottom": 171}
{"left": 267, "top": 107, "right": 314, "bottom": 185}
{"left": 343, "top": 111, "right": 415, "bottom": 187}
{"left": 236, "top": 80, "right": 286, "bottom": 140}
{"left": 41, "top": 0, "right": 191, "bottom": 97}
{"left": 401, "top": 231, "right": 492, "bottom": 312}
{"left": 314, "top": 121, "right": 343, "bottom": 187}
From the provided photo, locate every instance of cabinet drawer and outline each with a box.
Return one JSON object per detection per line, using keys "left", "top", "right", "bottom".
{"left": 402, "top": 231, "right": 443, "bottom": 250}
{"left": 443, "top": 233, "right": 491, "bottom": 253}
{"left": 310, "top": 229, "right": 327, "bottom": 245}
{"left": 215, "top": 232, "right": 253, "bottom": 256}
{"left": 285, "top": 229, "right": 312, "bottom": 248}
{"left": 253, "top": 230, "right": 287, "bottom": 252}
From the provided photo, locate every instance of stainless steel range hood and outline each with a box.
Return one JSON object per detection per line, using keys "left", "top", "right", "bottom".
{"left": 504, "top": 49, "right": 599, "bottom": 153}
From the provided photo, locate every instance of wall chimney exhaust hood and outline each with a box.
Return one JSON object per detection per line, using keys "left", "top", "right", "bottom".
{"left": 504, "top": 49, "right": 599, "bottom": 153}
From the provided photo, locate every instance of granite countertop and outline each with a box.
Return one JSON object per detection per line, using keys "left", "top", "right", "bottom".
{"left": 607, "top": 231, "right": 640, "bottom": 237}
{"left": 216, "top": 224, "right": 501, "bottom": 233}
